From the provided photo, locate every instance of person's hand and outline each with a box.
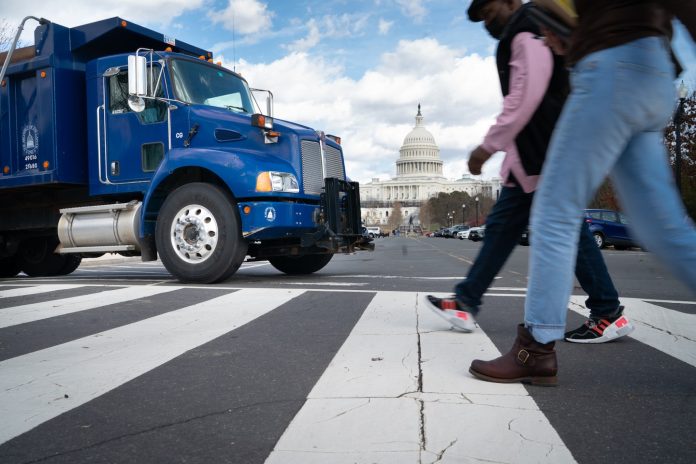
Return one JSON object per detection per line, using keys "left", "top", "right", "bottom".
{"left": 541, "top": 27, "right": 567, "bottom": 55}
{"left": 468, "top": 145, "right": 492, "bottom": 175}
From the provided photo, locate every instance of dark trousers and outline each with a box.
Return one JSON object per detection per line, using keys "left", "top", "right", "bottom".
{"left": 454, "top": 185, "right": 620, "bottom": 317}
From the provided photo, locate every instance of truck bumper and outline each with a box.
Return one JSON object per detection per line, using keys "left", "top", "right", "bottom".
{"left": 240, "top": 179, "right": 373, "bottom": 256}
{"left": 238, "top": 201, "right": 321, "bottom": 240}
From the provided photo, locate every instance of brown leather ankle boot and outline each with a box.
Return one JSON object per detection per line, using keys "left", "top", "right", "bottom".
{"left": 469, "top": 324, "right": 558, "bottom": 386}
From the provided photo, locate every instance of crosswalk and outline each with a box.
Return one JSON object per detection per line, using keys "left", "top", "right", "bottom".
{"left": 0, "top": 283, "right": 694, "bottom": 463}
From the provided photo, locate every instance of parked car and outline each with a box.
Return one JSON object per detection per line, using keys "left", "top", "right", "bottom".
{"left": 584, "top": 209, "right": 639, "bottom": 249}
{"left": 468, "top": 226, "right": 485, "bottom": 242}
{"left": 457, "top": 228, "right": 474, "bottom": 239}
{"left": 366, "top": 226, "right": 386, "bottom": 238}
{"left": 444, "top": 224, "right": 469, "bottom": 238}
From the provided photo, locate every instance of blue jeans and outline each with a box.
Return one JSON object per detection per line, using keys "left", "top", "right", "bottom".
{"left": 455, "top": 185, "right": 619, "bottom": 317}
{"left": 525, "top": 37, "right": 696, "bottom": 343}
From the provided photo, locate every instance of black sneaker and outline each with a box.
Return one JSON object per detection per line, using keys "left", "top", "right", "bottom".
{"left": 565, "top": 307, "right": 634, "bottom": 343}
{"left": 425, "top": 295, "right": 476, "bottom": 332}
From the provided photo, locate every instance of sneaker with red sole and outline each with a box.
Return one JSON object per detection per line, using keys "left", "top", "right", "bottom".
{"left": 565, "top": 307, "right": 634, "bottom": 343}
{"left": 425, "top": 295, "right": 476, "bottom": 332}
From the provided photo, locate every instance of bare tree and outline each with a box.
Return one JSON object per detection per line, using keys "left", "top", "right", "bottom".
{"left": 664, "top": 88, "right": 696, "bottom": 219}
{"left": 387, "top": 202, "right": 404, "bottom": 232}
{"left": 1, "top": 19, "right": 17, "bottom": 52}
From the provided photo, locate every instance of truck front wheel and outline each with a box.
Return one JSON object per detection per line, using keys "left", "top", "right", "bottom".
{"left": 268, "top": 254, "right": 333, "bottom": 275}
{"left": 156, "top": 183, "right": 248, "bottom": 283}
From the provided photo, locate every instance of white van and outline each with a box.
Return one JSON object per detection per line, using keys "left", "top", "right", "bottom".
{"left": 366, "top": 227, "right": 382, "bottom": 238}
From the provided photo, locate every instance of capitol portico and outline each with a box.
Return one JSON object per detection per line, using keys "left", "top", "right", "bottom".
{"left": 361, "top": 105, "right": 501, "bottom": 227}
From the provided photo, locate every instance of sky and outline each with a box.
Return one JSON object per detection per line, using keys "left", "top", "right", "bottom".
{"left": 2, "top": 0, "right": 695, "bottom": 184}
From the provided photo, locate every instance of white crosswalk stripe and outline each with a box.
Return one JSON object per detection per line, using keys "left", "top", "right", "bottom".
{"left": 0, "top": 288, "right": 304, "bottom": 444}
{"left": 0, "top": 286, "right": 182, "bottom": 329}
{"left": 266, "top": 292, "right": 574, "bottom": 464}
{"left": 0, "top": 284, "right": 694, "bottom": 463}
{"left": 569, "top": 296, "right": 696, "bottom": 368}
{"left": 0, "top": 284, "right": 86, "bottom": 298}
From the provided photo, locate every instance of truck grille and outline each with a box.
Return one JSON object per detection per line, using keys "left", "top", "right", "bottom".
{"left": 300, "top": 140, "right": 346, "bottom": 195}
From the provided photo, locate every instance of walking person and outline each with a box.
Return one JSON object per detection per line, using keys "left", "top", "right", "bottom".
{"left": 426, "top": 0, "right": 633, "bottom": 344}
{"left": 470, "top": 0, "right": 696, "bottom": 385}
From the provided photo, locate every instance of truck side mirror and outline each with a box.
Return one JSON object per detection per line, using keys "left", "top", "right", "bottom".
{"left": 127, "top": 55, "right": 147, "bottom": 113}
{"left": 128, "top": 55, "right": 147, "bottom": 96}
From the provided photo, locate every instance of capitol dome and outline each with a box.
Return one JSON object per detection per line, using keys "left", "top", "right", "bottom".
{"left": 396, "top": 105, "right": 443, "bottom": 178}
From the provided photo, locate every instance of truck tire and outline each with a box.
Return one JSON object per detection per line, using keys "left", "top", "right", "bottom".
{"left": 19, "top": 236, "right": 70, "bottom": 277}
{"left": 0, "top": 256, "right": 21, "bottom": 278}
{"left": 58, "top": 255, "right": 83, "bottom": 275}
{"left": 268, "top": 253, "right": 333, "bottom": 275}
{"left": 156, "top": 183, "right": 247, "bottom": 283}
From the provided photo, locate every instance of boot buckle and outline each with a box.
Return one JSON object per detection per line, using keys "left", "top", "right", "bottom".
{"left": 517, "top": 349, "right": 530, "bottom": 364}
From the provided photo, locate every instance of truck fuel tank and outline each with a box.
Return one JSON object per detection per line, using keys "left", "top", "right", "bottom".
{"left": 58, "top": 201, "right": 142, "bottom": 253}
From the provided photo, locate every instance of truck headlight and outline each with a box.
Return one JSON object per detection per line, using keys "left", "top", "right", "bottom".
{"left": 256, "top": 171, "right": 299, "bottom": 193}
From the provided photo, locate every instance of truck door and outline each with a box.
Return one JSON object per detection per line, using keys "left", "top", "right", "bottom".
{"left": 101, "top": 66, "right": 169, "bottom": 184}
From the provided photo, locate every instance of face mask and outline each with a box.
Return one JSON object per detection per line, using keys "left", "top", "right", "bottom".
{"left": 485, "top": 16, "right": 505, "bottom": 39}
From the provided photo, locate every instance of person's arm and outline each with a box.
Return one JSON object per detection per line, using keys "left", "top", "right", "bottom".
{"left": 661, "top": 0, "right": 696, "bottom": 40}
{"left": 468, "top": 32, "right": 554, "bottom": 174}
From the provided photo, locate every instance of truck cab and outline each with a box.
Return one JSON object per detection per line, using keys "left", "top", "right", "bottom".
{"left": 0, "top": 17, "right": 371, "bottom": 283}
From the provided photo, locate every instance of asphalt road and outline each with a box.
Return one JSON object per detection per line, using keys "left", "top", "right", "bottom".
{"left": 0, "top": 236, "right": 694, "bottom": 463}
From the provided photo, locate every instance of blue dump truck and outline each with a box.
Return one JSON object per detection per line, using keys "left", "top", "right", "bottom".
{"left": 0, "top": 16, "right": 371, "bottom": 283}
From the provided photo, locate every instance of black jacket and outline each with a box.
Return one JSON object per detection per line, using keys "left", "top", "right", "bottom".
{"left": 495, "top": 4, "right": 569, "bottom": 177}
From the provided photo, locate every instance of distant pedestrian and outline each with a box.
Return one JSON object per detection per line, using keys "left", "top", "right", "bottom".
{"left": 426, "top": 0, "right": 631, "bottom": 345}
{"left": 470, "top": 0, "right": 696, "bottom": 386}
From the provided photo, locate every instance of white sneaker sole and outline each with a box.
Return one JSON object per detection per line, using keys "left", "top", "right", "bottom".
{"left": 426, "top": 297, "right": 476, "bottom": 332}
{"left": 566, "top": 316, "right": 635, "bottom": 344}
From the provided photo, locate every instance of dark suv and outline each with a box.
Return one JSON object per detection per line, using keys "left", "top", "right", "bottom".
{"left": 584, "top": 209, "right": 639, "bottom": 249}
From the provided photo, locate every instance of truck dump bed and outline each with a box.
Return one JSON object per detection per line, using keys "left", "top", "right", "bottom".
{"left": 0, "top": 17, "right": 210, "bottom": 189}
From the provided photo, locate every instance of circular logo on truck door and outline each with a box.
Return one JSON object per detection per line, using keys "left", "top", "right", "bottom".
{"left": 22, "top": 124, "right": 39, "bottom": 156}
{"left": 264, "top": 207, "right": 277, "bottom": 222}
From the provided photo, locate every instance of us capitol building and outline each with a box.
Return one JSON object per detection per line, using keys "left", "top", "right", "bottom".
{"left": 360, "top": 105, "right": 502, "bottom": 226}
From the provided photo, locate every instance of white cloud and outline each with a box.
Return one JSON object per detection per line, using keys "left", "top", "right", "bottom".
{"left": 285, "top": 13, "right": 371, "bottom": 52}
{"left": 378, "top": 18, "right": 393, "bottom": 35}
{"left": 287, "top": 19, "right": 321, "bottom": 52}
{"left": 395, "top": 0, "right": 428, "bottom": 23}
{"left": 232, "top": 38, "right": 502, "bottom": 184}
{"left": 2, "top": 0, "right": 204, "bottom": 32}
{"left": 209, "top": 0, "right": 273, "bottom": 35}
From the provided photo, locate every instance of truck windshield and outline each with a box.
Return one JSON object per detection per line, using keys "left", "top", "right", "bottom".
{"left": 169, "top": 59, "right": 255, "bottom": 113}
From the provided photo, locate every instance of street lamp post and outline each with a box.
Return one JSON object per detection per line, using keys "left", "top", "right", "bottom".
{"left": 675, "top": 81, "right": 688, "bottom": 195}
{"left": 475, "top": 196, "right": 480, "bottom": 227}
{"left": 452, "top": 211, "right": 456, "bottom": 226}
{"left": 462, "top": 204, "right": 466, "bottom": 224}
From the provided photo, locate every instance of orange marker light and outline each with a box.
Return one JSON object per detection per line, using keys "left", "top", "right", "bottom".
{"left": 243, "top": 205, "right": 252, "bottom": 215}
{"left": 3, "top": 166, "right": 9, "bottom": 174}
{"left": 217, "top": 61, "right": 222, "bottom": 66}
{"left": 208, "top": 58, "right": 213, "bottom": 62}
{"left": 199, "top": 55, "right": 205, "bottom": 60}
{"left": 165, "top": 47, "right": 172, "bottom": 52}
{"left": 121, "top": 20, "right": 127, "bottom": 27}
{"left": 43, "top": 161, "right": 50, "bottom": 169}
{"left": 40, "top": 71, "right": 46, "bottom": 78}
{"left": 256, "top": 172, "right": 272, "bottom": 192}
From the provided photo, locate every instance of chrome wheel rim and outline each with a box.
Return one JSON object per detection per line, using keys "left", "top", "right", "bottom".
{"left": 170, "top": 204, "right": 219, "bottom": 264}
